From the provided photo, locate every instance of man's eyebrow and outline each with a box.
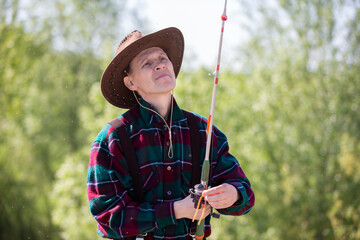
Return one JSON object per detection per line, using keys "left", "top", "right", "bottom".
{"left": 137, "top": 50, "right": 166, "bottom": 65}
{"left": 133, "top": 53, "right": 149, "bottom": 68}
{"left": 138, "top": 55, "right": 149, "bottom": 65}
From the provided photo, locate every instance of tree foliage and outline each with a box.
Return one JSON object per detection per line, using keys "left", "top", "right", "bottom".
{"left": 195, "top": 0, "right": 360, "bottom": 239}
{"left": 0, "top": 1, "right": 129, "bottom": 239}
{"left": 1, "top": 0, "right": 359, "bottom": 239}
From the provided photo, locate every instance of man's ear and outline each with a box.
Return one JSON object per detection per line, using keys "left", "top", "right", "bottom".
{"left": 124, "top": 76, "right": 136, "bottom": 91}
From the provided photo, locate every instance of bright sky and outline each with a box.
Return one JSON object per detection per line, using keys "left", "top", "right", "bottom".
{"left": 127, "top": 0, "right": 246, "bottom": 69}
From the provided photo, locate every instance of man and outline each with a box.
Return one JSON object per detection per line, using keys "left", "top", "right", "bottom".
{"left": 87, "top": 27, "right": 254, "bottom": 240}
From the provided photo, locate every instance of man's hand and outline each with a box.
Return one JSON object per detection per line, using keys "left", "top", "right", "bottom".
{"left": 174, "top": 195, "right": 211, "bottom": 220}
{"left": 202, "top": 183, "right": 240, "bottom": 209}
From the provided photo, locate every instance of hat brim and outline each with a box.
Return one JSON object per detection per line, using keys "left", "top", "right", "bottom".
{"left": 101, "top": 27, "right": 184, "bottom": 109}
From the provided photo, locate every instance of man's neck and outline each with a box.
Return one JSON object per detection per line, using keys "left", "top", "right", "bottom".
{"left": 142, "top": 93, "right": 172, "bottom": 120}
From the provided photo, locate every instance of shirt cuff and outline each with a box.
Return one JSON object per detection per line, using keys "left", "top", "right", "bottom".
{"left": 227, "top": 182, "right": 245, "bottom": 206}
{"left": 155, "top": 202, "right": 177, "bottom": 229}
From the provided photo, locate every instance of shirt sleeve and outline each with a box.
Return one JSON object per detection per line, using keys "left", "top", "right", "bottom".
{"left": 210, "top": 128, "right": 255, "bottom": 215}
{"left": 86, "top": 124, "right": 176, "bottom": 239}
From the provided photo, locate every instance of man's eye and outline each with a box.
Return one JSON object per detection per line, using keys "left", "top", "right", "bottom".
{"left": 142, "top": 61, "right": 151, "bottom": 68}
{"left": 160, "top": 56, "right": 168, "bottom": 61}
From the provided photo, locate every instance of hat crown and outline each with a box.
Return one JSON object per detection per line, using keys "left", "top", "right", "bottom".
{"left": 116, "top": 30, "right": 144, "bottom": 55}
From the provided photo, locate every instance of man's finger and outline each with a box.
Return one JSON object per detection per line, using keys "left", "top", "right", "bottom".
{"left": 205, "top": 192, "right": 225, "bottom": 202}
{"left": 202, "top": 185, "right": 225, "bottom": 196}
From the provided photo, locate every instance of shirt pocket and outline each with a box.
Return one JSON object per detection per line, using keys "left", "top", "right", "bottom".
{"left": 139, "top": 167, "right": 160, "bottom": 202}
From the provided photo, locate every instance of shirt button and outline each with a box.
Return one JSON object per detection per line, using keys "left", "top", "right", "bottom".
{"left": 167, "top": 166, "right": 172, "bottom": 171}
{"left": 167, "top": 191, "right": 172, "bottom": 195}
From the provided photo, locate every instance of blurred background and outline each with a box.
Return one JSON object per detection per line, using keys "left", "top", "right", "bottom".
{"left": 1, "top": 0, "right": 360, "bottom": 239}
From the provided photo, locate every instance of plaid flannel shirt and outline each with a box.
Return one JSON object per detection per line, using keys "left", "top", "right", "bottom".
{"left": 87, "top": 99, "right": 254, "bottom": 239}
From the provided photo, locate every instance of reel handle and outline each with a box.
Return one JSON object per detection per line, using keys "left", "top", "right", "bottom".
{"left": 189, "top": 184, "right": 206, "bottom": 208}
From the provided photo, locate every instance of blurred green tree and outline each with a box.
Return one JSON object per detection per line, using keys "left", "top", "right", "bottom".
{"left": 177, "top": 1, "right": 359, "bottom": 239}
{"left": 196, "top": 0, "right": 360, "bottom": 239}
{"left": 2, "top": 0, "right": 359, "bottom": 239}
{"left": 0, "top": 0, "right": 139, "bottom": 239}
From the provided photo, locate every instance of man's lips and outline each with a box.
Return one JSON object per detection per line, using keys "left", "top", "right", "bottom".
{"left": 155, "top": 72, "right": 170, "bottom": 80}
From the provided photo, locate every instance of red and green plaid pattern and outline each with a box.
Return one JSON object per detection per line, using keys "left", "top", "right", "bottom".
{"left": 87, "top": 99, "right": 254, "bottom": 239}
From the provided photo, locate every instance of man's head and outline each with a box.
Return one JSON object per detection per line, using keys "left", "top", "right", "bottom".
{"left": 123, "top": 47, "right": 176, "bottom": 102}
{"left": 101, "top": 27, "right": 184, "bottom": 109}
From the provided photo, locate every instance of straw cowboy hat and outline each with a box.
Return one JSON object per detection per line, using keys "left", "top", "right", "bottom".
{"left": 101, "top": 27, "right": 185, "bottom": 109}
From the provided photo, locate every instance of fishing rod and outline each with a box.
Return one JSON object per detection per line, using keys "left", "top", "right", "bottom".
{"left": 189, "top": 0, "right": 228, "bottom": 239}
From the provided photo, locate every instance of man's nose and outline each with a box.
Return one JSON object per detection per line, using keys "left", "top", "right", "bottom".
{"left": 155, "top": 61, "right": 166, "bottom": 71}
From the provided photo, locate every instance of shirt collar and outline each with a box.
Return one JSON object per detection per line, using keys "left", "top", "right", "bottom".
{"left": 138, "top": 97, "right": 185, "bottom": 127}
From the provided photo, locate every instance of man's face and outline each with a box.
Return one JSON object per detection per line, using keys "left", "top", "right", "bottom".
{"left": 124, "top": 47, "right": 176, "bottom": 100}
